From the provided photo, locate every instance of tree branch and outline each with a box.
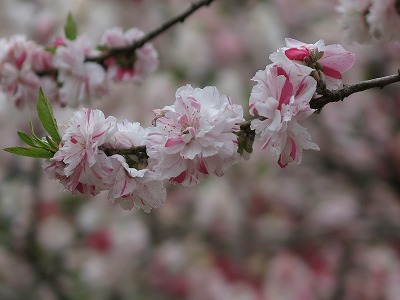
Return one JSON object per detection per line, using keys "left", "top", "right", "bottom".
{"left": 86, "top": 0, "right": 217, "bottom": 64}
{"left": 310, "top": 70, "right": 400, "bottom": 110}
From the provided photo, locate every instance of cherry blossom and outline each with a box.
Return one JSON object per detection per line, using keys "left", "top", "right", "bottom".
{"left": 100, "top": 27, "right": 158, "bottom": 83}
{"left": 47, "top": 108, "right": 117, "bottom": 195}
{"left": 146, "top": 84, "right": 244, "bottom": 186}
{"left": 336, "top": 0, "right": 372, "bottom": 44}
{"left": 0, "top": 36, "right": 42, "bottom": 108}
{"left": 367, "top": 0, "right": 400, "bottom": 41}
{"left": 106, "top": 121, "right": 166, "bottom": 212}
{"left": 270, "top": 38, "right": 355, "bottom": 90}
{"left": 249, "top": 64, "right": 319, "bottom": 168}
{"left": 53, "top": 36, "right": 108, "bottom": 107}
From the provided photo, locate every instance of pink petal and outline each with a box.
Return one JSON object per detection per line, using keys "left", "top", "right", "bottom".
{"left": 165, "top": 137, "right": 184, "bottom": 147}
{"left": 170, "top": 171, "right": 187, "bottom": 184}
{"left": 323, "top": 66, "right": 342, "bottom": 80}
{"left": 289, "top": 137, "right": 297, "bottom": 161}
{"left": 278, "top": 155, "right": 288, "bottom": 168}
{"left": 285, "top": 48, "right": 310, "bottom": 61}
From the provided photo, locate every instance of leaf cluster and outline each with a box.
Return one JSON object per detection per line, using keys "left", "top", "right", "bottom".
{"left": 4, "top": 89, "right": 62, "bottom": 159}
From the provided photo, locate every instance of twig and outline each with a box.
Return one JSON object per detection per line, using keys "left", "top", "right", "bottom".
{"left": 310, "top": 70, "right": 400, "bottom": 110}
{"left": 86, "top": 0, "right": 217, "bottom": 64}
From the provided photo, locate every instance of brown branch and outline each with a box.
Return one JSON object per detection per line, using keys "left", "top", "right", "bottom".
{"left": 310, "top": 70, "right": 400, "bottom": 110}
{"left": 102, "top": 145, "right": 147, "bottom": 158}
{"left": 86, "top": 0, "right": 217, "bottom": 65}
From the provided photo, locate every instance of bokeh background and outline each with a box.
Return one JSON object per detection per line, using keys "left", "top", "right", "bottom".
{"left": 1, "top": 0, "right": 400, "bottom": 299}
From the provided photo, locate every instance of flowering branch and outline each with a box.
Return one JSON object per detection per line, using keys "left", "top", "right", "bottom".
{"left": 310, "top": 70, "right": 400, "bottom": 110}
{"left": 86, "top": 0, "right": 217, "bottom": 65}
{"left": 5, "top": 35, "right": 400, "bottom": 212}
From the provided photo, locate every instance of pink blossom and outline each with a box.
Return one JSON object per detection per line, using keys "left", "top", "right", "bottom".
{"left": 336, "top": 0, "right": 372, "bottom": 43}
{"left": 0, "top": 36, "right": 41, "bottom": 108}
{"left": 49, "top": 108, "right": 117, "bottom": 195}
{"left": 106, "top": 121, "right": 166, "bottom": 212}
{"left": 263, "top": 252, "right": 316, "bottom": 300}
{"left": 249, "top": 64, "right": 319, "bottom": 168}
{"left": 100, "top": 27, "right": 158, "bottom": 83}
{"left": 108, "top": 156, "right": 166, "bottom": 212}
{"left": 271, "top": 38, "right": 355, "bottom": 90}
{"left": 146, "top": 85, "right": 244, "bottom": 186}
{"left": 367, "top": 0, "right": 400, "bottom": 41}
{"left": 53, "top": 36, "right": 108, "bottom": 107}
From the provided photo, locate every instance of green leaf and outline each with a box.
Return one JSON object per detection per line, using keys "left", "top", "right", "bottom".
{"left": 45, "top": 136, "right": 59, "bottom": 152}
{"left": 64, "top": 13, "right": 77, "bottom": 41}
{"left": 37, "top": 88, "right": 61, "bottom": 145}
{"left": 45, "top": 46, "right": 58, "bottom": 54}
{"left": 4, "top": 147, "right": 53, "bottom": 158}
{"left": 17, "top": 132, "right": 36, "bottom": 147}
{"left": 96, "top": 45, "right": 108, "bottom": 52}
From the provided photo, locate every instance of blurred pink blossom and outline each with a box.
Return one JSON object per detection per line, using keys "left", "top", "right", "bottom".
{"left": 100, "top": 27, "right": 158, "bottom": 83}
{"left": 0, "top": 36, "right": 41, "bottom": 108}
{"left": 53, "top": 36, "right": 108, "bottom": 107}
{"left": 336, "top": 0, "right": 372, "bottom": 43}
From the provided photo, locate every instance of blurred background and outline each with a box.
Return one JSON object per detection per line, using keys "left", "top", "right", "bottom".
{"left": 1, "top": 0, "right": 400, "bottom": 299}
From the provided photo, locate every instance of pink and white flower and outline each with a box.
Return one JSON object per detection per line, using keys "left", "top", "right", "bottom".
{"left": 106, "top": 121, "right": 166, "bottom": 212}
{"left": 367, "top": 0, "right": 400, "bottom": 41}
{"left": 147, "top": 85, "right": 244, "bottom": 186}
{"left": 249, "top": 64, "right": 319, "bottom": 168}
{"left": 0, "top": 36, "right": 41, "bottom": 108}
{"left": 270, "top": 38, "right": 355, "bottom": 90}
{"left": 100, "top": 27, "right": 158, "bottom": 84}
{"left": 48, "top": 108, "right": 117, "bottom": 195}
{"left": 53, "top": 36, "right": 108, "bottom": 107}
{"left": 336, "top": 0, "right": 373, "bottom": 44}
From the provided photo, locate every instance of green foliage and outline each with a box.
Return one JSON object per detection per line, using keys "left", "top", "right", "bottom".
{"left": 3, "top": 89, "right": 61, "bottom": 159}
{"left": 37, "top": 88, "right": 61, "bottom": 145}
{"left": 64, "top": 13, "right": 78, "bottom": 40}
{"left": 3, "top": 147, "right": 54, "bottom": 158}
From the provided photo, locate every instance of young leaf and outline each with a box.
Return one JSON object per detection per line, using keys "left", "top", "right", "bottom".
{"left": 64, "top": 13, "right": 77, "bottom": 41}
{"left": 46, "top": 136, "right": 59, "bottom": 152}
{"left": 17, "top": 132, "right": 36, "bottom": 147}
{"left": 37, "top": 88, "right": 62, "bottom": 145}
{"left": 4, "top": 147, "right": 54, "bottom": 158}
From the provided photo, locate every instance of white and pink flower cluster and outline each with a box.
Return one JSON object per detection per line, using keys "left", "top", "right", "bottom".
{"left": 0, "top": 35, "right": 57, "bottom": 108}
{"left": 44, "top": 85, "right": 244, "bottom": 210}
{"left": 44, "top": 108, "right": 165, "bottom": 212}
{"left": 37, "top": 37, "right": 356, "bottom": 211}
{"left": 0, "top": 27, "right": 158, "bottom": 108}
{"left": 337, "top": 0, "right": 400, "bottom": 43}
{"left": 147, "top": 84, "right": 244, "bottom": 186}
{"left": 249, "top": 38, "right": 354, "bottom": 167}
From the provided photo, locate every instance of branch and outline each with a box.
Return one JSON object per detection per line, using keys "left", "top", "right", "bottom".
{"left": 310, "top": 70, "right": 400, "bottom": 110}
{"left": 86, "top": 0, "right": 217, "bottom": 64}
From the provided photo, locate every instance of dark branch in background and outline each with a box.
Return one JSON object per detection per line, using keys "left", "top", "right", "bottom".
{"left": 86, "top": 0, "right": 217, "bottom": 65}
{"left": 310, "top": 70, "right": 400, "bottom": 110}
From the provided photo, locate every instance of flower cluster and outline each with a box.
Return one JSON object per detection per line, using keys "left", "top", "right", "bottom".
{"left": 249, "top": 38, "right": 354, "bottom": 167}
{"left": 8, "top": 37, "right": 355, "bottom": 210}
{"left": 43, "top": 85, "right": 244, "bottom": 209}
{"left": 0, "top": 35, "right": 57, "bottom": 108}
{"left": 44, "top": 108, "right": 165, "bottom": 212}
{"left": 146, "top": 84, "right": 244, "bottom": 186}
{"left": 0, "top": 26, "right": 158, "bottom": 108}
{"left": 337, "top": 0, "right": 400, "bottom": 43}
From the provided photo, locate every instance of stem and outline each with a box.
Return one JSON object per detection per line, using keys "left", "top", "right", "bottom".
{"left": 102, "top": 145, "right": 147, "bottom": 157}
{"left": 86, "top": 0, "right": 217, "bottom": 65}
{"left": 310, "top": 70, "right": 400, "bottom": 110}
